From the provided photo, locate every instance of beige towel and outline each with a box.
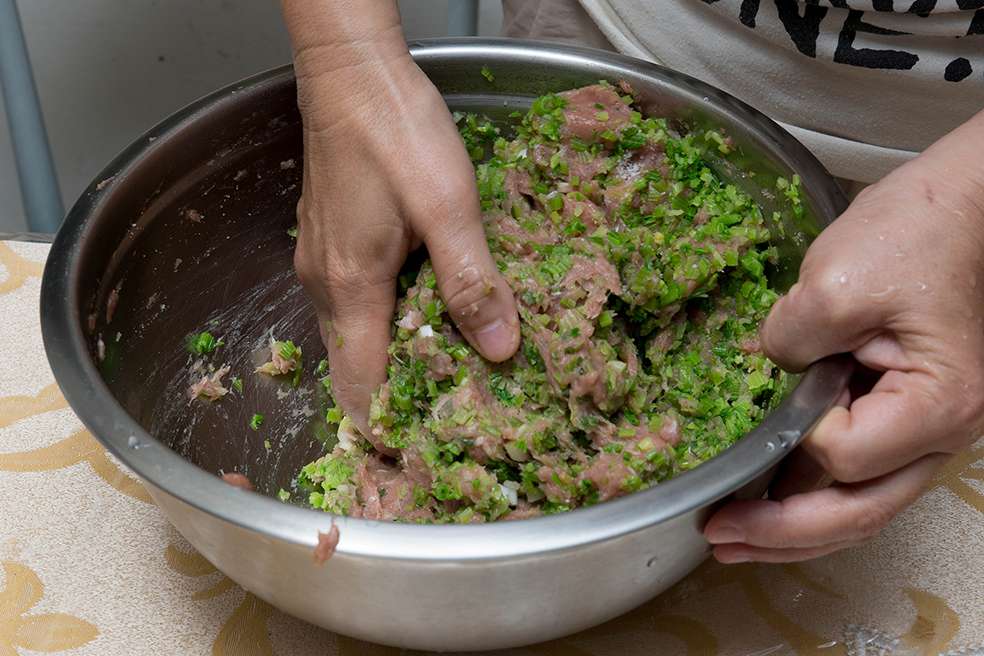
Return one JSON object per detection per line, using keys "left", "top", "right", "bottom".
{"left": 1, "top": 240, "right": 981, "bottom": 655}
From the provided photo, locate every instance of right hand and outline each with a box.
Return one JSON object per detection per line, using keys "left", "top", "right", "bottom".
{"left": 292, "top": 51, "right": 521, "bottom": 438}
{"left": 705, "top": 121, "right": 984, "bottom": 562}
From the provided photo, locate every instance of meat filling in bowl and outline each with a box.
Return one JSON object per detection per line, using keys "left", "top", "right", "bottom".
{"left": 297, "top": 82, "right": 796, "bottom": 523}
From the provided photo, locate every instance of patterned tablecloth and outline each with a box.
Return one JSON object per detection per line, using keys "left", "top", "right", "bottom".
{"left": 1, "top": 239, "right": 982, "bottom": 656}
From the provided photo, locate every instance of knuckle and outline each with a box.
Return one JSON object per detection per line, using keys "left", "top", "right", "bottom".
{"left": 852, "top": 496, "right": 896, "bottom": 540}
{"left": 323, "top": 258, "right": 372, "bottom": 299}
{"left": 442, "top": 265, "right": 498, "bottom": 325}
{"left": 918, "top": 368, "right": 984, "bottom": 450}
{"left": 952, "top": 374, "right": 984, "bottom": 434}
{"left": 807, "top": 435, "right": 867, "bottom": 484}
{"left": 414, "top": 180, "right": 480, "bottom": 236}
{"left": 293, "top": 244, "right": 320, "bottom": 290}
{"left": 417, "top": 171, "right": 470, "bottom": 208}
{"left": 770, "top": 507, "right": 800, "bottom": 549}
{"left": 295, "top": 196, "right": 308, "bottom": 223}
{"left": 852, "top": 183, "right": 879, "bottom": 206}
{"left": 798, "top": 271, "right": 855, "bottom": 327}
{"left": 444, "top": 172, "right": 478, "bottom": 202}
{"left": 293, "top": 245, "right": 362, "bottom": 304}
{"left": 758, "top": 298, "right": 787, "bottom": 356}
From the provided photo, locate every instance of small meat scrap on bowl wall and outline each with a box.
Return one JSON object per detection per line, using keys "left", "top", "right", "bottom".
{"left": 312, "top": 522, "right": 340, "bottom": 565}
{"left": 221, "top": 472, "right": 254, "bottom": 491}
{"left": 188, "top": 365, "right": 230, "bottom": 403}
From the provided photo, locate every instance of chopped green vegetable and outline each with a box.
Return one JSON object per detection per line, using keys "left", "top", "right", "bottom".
{"left": 249, "top": 414, "right": 264, "bottom": 430}
{"left": 294, "top": 82, "right": 792, "bottom": 524}
{"left": 277, "top": 488, "right": 290, "bottom": 502}
{"left": 279, "top": 340, "right": 300, "bottom": 360}
{"left": 188, "top": 331, "right": 223, "bottom": 356}
{"left": 455, "top": 112, "right": 500, "bottom": 164}
{"left": 256, "top": 338, "right": 303, "bottom": 379}
{"left": 480, "top": 65, "right": 495, "bottom": 83}
{"left": 231, "top": 377, "right": 243, "bottom": 393}
{"left": 287, "top": 226, "right": 298, "bottom": 238}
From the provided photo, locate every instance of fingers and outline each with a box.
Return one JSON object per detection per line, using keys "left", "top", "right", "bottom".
{"left": 802, "top": 370, "right": 962, "bottom": 483}
{"left": 769, "top": 389, "right": 849, "bottom": 500}
{"left": 761, "top": 277, "right": 889, "bottom": 373}
{"left": 323, "top": 296, "right": 401, "bottom": 458}
{"left": 705, "top": 452, "right": 947, "bottom": 559}
{"left": 323, "top": 284, "right": 394, "bottom": 433}
{"left": 713, "top": 541, "right": 860, "bottom": 564}
{"left": 417, "top": 188, "right": 521, "bottom": 363}
{"left": 316, "top": 310, "right": 385, "bottom": 435}
{"left": 768, "top": 448, "right": 835, "bottom": 501}
{"left": 295, "top": 239, "right": 397, "bottom": 443}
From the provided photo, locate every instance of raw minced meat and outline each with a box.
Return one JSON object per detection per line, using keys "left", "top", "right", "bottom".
{"left": 256, "top": 337, "right": 302, "bottom": 376}
{"left": 313, "top": 523, "right": 340, "bottom": 564}
{"left": 296, "top": 82, "right": 791, "bottom": 523}
{"left": 221, "top": 472, "right": 254, "bottom": 491}
{"left": 188, "top": 365, "right": 231, "bottom": 402}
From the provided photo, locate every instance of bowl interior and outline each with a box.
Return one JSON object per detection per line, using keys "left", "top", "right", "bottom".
{"left": 76, "top": 43, "right": 843, "bottom": 504}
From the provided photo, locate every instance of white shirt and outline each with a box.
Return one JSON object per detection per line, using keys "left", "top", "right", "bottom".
{"left": 505, "top": 0, "right": 984, "bottom": 182}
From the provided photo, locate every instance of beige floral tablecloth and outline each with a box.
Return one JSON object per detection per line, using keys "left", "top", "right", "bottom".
{"left": 1, "top": 239, "right": 983, "bottom": 656}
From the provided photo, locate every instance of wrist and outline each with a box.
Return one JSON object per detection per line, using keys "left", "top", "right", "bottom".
{"left": 291, "top": 28, "right": 412, "bottom": 85}
{"left": 918, "top": 108, "right": 984, "bottom": 223}
{"left": 295, "top": 54, "right": 423, "bottom": 135}
{"left": 280, "top": 0, "right": 414, "bottom": 109}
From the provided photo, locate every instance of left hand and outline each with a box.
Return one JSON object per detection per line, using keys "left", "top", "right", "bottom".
{"left": 704, "top": 116, "right": 984, "bottom": 563}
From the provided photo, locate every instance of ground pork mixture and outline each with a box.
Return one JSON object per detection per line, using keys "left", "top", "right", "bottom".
{"left": 296, "top": 82, "right": 793, "bottom": 523}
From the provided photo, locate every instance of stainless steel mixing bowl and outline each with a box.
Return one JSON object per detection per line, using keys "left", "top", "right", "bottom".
{"left": 41, "top": 39, "right": 852, "bottom": 651}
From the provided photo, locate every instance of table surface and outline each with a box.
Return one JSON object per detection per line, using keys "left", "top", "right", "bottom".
{"left": 1, "top": 240, "right": 982, "bottom": 656}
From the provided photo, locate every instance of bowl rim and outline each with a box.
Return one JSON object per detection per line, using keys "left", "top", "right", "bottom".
{"left": 41, "top": 38, "right": 852, "bottom": 561}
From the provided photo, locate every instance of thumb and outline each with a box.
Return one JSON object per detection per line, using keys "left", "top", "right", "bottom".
{"left": 799, "top": 369, "right": 958, "bottom": 483}
{"left": 760, "top": 276, "right": 889, "bottom": 372}
{"left": 418, "top": 203, "right": 521, "bottom": 363}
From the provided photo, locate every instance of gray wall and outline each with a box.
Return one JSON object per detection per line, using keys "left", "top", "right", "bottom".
{"left": 0, "top": 0, "right": 502, "bottom": 232}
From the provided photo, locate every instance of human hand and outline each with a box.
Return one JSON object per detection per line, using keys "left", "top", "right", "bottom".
{"left": 291, "top": 48, "right": 520, "bottom": 442}
{"left": 705, "top": 119, "right": 984, "bottom": 562}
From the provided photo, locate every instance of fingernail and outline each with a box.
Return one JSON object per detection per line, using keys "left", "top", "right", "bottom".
{"left": 706, "top": 524, "right": 745, "bottom": 544}
{"left": 474, "top": 319, "right": 515, "bottom": 359}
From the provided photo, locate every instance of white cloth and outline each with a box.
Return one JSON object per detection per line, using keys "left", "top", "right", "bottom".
{"left": 503, "top": 0, "right": 984, "bottom": 183}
